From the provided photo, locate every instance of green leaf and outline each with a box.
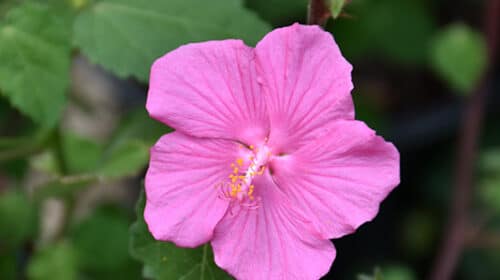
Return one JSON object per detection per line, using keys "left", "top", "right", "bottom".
{"left": 478, "top": 149, "right": 500, "bottom": 214}
{"left": 0, "top": 249, "right": 16, "bottom": 279}
{"left": 332, "top": 0, "right": 436, "bottom": 65}
{"left": 358, "top": 267, "right": 383, "bottom": 280}
{"left": 479, "top": 148, "right": 500, "bottom": 174}
{"left": 0, "top": 190, "right": 37, "bottom": 247}
{"left": 27, "top": 241, "right": 79, "bottom": 280}
{"left": 70, "top": 208, "right": 141, "bottom": 278}
{"left": 99, "top": 140, "right": 149, "bottom": 178}
{"left": 0, "top": 2, "right": 72, "bottom": 127}
{"left": 380, "top": 265, "right": 417, "bottom": 280}
{"left": 130, "top": 191, "right": 232, "bottom": 280}
{"left": 97, "top": 107, "right": 170, "bottom": 179}
{"left": 245, "top": 0, "right": 307, "bottom": 26}
{"left": 74, "top": 0, "right": 271, "bottom": 82}
{"left": 109, "top": 108, "right": 170, "bottom": 147}
{"left": 430, "top": 23, "right": 487, "bottom": 94}
{"left": 61, "top": 132, "right": 103, "bottom": 174}
{"left": 330, "top": 0, "right": 347, "bottom": 19}
{"left": 358, "top": 266, "right": 416, "bottom": 280}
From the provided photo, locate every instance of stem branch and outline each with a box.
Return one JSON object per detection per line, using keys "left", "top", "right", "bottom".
{"left": 307, "top": 0, "right": 330, "bottom": 26}
{"left": 429, "top": 1, "right": 499, "bottom": 279}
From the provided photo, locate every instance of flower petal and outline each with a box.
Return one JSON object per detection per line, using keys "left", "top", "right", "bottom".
{"left": 270, "top": 120, "right": 400, "bottom": 239}
{"left": 147, "top": 40, "right": 269, "bottom": 144}
{"left": 255, "top": 23, "right": 354, "bottom": 153}
{"left": 212, "top": 173, "right": 335, "bottom": 280}
{"left": 144, "top": 132, "right": 240, "bottom": 247}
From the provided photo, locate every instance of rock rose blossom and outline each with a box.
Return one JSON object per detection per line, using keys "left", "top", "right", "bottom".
{"left": 145, "top": 23, "right": 400, "bottom": 280}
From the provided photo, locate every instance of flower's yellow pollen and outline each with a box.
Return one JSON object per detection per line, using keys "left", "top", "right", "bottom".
{"left": 248, "top": 185, "right": 254, "bottom": 196}
{"left": 217, "top": 145, "right": 271, "bottom": 206}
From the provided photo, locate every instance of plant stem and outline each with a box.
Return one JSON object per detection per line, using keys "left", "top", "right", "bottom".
{"left": 429, "top": 1, "right": 499, "bottom": 279}
{"left": 307, "top": 0, "right": 330, "bottom": 26}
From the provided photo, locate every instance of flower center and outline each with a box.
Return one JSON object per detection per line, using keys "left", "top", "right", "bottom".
{"left": 220, "top": 144, "right": 272, "bottom": 206}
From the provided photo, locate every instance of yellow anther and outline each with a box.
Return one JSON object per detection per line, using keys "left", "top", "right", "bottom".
{"left": 233, "top": 167, "right": 239, "bottom": 174}
{"left": 249, "top": 145, "right": 254, "bottom": 150}
{"left": 248, "top": 185, "right": 254, "bottom": 196}
{"left": 236, "top": 158, "right": 243, "bottom": 166}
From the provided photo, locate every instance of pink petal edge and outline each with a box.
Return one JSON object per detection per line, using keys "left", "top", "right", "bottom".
{"left": 146, "top": 40, "right": 269, "bottom": 145}
{"left": 270, "top": 120, "right": 400, "bottom": 239}
{"left": 144, "top": 132, "right": 240, "bottom": 247}
{"left": 255, "top": 23, "right": 354, "bottom": 153}
{"left": 212, "top": 172, "right": 336, "bottom": 280}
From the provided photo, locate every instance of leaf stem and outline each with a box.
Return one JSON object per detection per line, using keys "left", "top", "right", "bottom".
{"left": 0, "top": 131, "right": 51, "bottom": 163}
{"left": 307, "top": 0, "right": 330, "bottom": 26}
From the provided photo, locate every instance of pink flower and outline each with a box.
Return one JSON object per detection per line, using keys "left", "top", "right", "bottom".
{"left": 145, "top": 23, "right": 400, "bottom": 280}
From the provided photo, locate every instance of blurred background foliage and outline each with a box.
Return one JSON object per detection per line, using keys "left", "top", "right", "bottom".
{"left": 0, "top": 0, "right": 498, "bottom": 279}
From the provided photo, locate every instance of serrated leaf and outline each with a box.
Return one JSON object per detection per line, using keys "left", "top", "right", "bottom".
{"left": 74, "top": 0, "right": 271, "bottom": 82}
{"left": 27, "top": 241, "right": 79, "bottom": 280}
{"left": 0, "top": 2, "right": 72, "bottom": 127}
{"left": 129, "top": 191, "right": 232, "bottom": 280}
{"left": 430, "top": 23, "right": 487, "bottom": 94}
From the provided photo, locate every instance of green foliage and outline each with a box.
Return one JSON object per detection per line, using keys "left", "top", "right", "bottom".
{"left": 98, "top": 140, "right": 149, "bottom": 178}
{"left": 400, "top": 210, "right": 437, "bottom": 258}
{"left": 74, "top": 0, "right": 271, "bottom": 82}
{"left": 109, "top": 108, "right": 169, "bottom": 147}
{"left": 330, "top": 0, "right": 347, "bottom": 19}
{"left": 33, "top": 174, "right": 98, "bottom": 202}
{"left": 0, "top": 250, "right": 16, "bottom": 279}
{"left": 98, "top": 108, "right": 169, "bottom": 178}
{"left": 380, "top": 266, "right": 416, "bottom": 280}
{"left": 430, "top": 23, "right": 487, "bottom": 94}
{"left": 358, "top": 267, "right": 383, "bottom": 280}
{"left": 0, "top": 2, "right": 72, "bottom": 127}
{"left": 358, "top": 266, "right": 416, "bottom": 280}
{"left": 478, "top": 149, "right": 500, "bottom": 214}
{"left": 70, "top": 208, "right": 141, "bottom": 279}
{"left": 27, "top": 241, "right": 79, "bottom": 280}
{"left": 332, "top": 0, "right": 435, "bottom": 65}
{"left": 130, "top": 191, "right": 232, "bottom": 280}
{"left": 0, "top": 190, "right": 37, "bottom": 247}
{"left": 245, "top": 0, "right": 307, "bottom": 26}
{"left": 62, "top": 132, "right": 103, "bottom": 174}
